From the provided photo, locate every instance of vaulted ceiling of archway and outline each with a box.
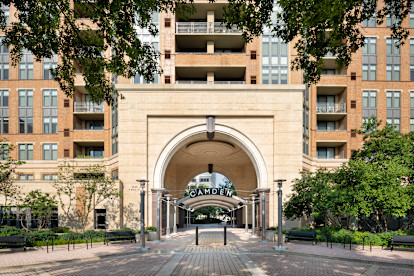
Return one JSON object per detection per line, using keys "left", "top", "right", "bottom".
{"left": 164, "top": 133, "right": 257, "bottom": 200}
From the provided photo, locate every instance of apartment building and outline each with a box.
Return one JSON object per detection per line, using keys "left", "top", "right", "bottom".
{"left": 1, "top": 1, "right": 413, "bottom": 230}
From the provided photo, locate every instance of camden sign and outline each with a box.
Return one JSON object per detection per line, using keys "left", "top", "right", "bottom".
{"left": 189, "top": 188, "right": 233, "bottom": 198}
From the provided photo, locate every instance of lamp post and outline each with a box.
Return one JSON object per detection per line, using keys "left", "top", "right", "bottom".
{"left": 261, "top": 190, "right": 266, "bottom": 242}
{"left": 136, "top": 179, "right": 149, "bottom": 251}
{"left": 173, "top": 198, "right": 177, "bottom": 234}
{"left": 275, "top": 179, "right": 286, "bottom": 250}
{"left": 155, "top": 190, "right": 161, "bottom": 242}
{"left": 165, "top": 194, "right": 171, "bottom": 238}
{"left": 244, "top": 198, "right": 249, "bottom": 234}
{"left": 250, "top": 194, "right": 257, "bottom": 237}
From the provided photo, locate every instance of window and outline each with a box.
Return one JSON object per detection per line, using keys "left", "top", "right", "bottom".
{"left": 0, "top": 143, "right": 9, "bottom": 160}
{"left": 317, "top": 147, "right": 335, "bottom": 159}
{"left": 19, "top": 49, "right": 33, "bottom": 79}
{"left": 262, "top": 36, "right": 288, "bottom": 84}
{"left": 0, "top": 90, "right": 8, "bottom": 134}
{"left": 0, "top": 37, "right": 9, "bottom": 80}
{"left": 43, "top": 90, "right": 58, "bottom": 134}
{"left": 19, "top": 144, "right": 33, "bottom": 160}
{"left": 386, "top": 14, "right": 400, "bottom": 27}
{"left": 64, "top": 99, "right": 70, "bottom": 107}
{"left": 351, "top": 72, "right": 356, "bottom": 80}
{"left": 43, "top": 144, "right": 58, "bottom": 160}
{"left": 411, "top": 1, "right": 414, "bottom": 27}
{"left": 64, "top": 149, "right": 70, "bottom": 157}
{"left": 303, "top": 87, "right": 309, "bottom": 155}
{"left": 1, "top": 5, "right": 9, "bottom": 26}
{"left": 18, "top": 90, "right": 33, "bottom": 134}
{"left": 85, "top": 147, "right": 104, "bottom": 158}
{"left": 111, "top": 169, "right": 119, "bottom": 180}
{"left": 18, "top": 174, "right": 33, "bottom": 181}
{"left": 362, "top": 10, "right": 376, "bottom": 27}
{"left": 410, "top": 92, "right": 414, "bottom": 132}
{"left": 111, "top": 97, "right": 118, "bottom": 155}
{"left": 85, "top": 120, "right": 104, "bottom": 130}
{"left": 317, "top": 121, "right": 335, "bottom": 131}
{"left": 134, "top": 13, "right": 159, "bottom": 84}
{"left": 43, "top": 174, "right": 57, "bottom": 181}
{"left": 386, "top": 91, "right": 401, "bottom": 131}
{"left": 386, "top": 38, "right": 400, "bottom": 81}
{"left": 362, "top": 38, "right": 376, "bottom": 81}
{"left": 43, "top": 55, "right": 58, "bottom": 79}
{"left": 362, "top": 91, "right": 377, "bottom": 125}
{"left": 321, "top": 69, "right": 335, "bottom": 75}
{"left": 410, "top": 39, "right": 414, "bottom": 81}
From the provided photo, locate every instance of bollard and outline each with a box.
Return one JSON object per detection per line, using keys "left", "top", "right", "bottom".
{"left": 196, "top": 226, "right": 199, "bottom": 245}
{"left": 224, "top": 226, "right": 227, "bottom": 245}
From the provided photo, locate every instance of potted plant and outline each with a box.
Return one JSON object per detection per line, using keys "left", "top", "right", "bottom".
{"left": 146, "top": 226, "right": 157, "bottom": 241}
{"left": 266, "top": 226, "right": 277, "bottom": 241}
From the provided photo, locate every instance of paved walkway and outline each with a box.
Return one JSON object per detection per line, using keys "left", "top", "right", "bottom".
{"left": 0, "top": 225, "right": 413, "bottom": 275}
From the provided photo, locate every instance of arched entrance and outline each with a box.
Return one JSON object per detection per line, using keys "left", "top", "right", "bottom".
{"left": 151, "top": 123, "right": 269, "bottom": 234}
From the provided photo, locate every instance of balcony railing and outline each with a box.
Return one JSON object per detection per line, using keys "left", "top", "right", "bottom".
{"left": 74, "top": 102, "right": 104, "bottom": 113}
{"left": 175, "top": 80, "right": 246, "bottom": 84}
{"left": 176, "top": 22, "right": 241, "bottom": 34}
{"left": 316, "top": 103, "right": 346, "bottom": 113}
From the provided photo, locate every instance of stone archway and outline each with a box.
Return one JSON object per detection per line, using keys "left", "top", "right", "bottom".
{"left": 153, "top": 124, "right": 268, "bottom": 191}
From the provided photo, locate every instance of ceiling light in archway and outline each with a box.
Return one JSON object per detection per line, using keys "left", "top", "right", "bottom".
{"left": 206, "top": 116, "right": 215, "bottom": 140}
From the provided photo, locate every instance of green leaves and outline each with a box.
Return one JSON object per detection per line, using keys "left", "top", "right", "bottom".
{"left": 224, "top": 0, "right": 412, "bottom": 85}
{"left": 285, "top": 118, "right": 414, "bottom": 232}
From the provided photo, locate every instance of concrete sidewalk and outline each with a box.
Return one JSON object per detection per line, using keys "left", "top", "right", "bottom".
{"left": 0, "top": 226, "right": 413, "bottom": 276}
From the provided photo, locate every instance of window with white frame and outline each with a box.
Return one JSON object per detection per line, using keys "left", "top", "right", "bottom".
{"left": 362, "top": 38, "right": 376, "bottom": 81}
{"left": 19, "top": 144, "right": 33, "bottom": 160}
{"left": 0, "top": 90, "right": 8, "bottom": 134}
{"left": 19, "top": 49, "right": 33, "bottom": 80}
{"left": 43, "top": 143, "right": 58, "bottom": 160}
{"left": 0, "top": 37, "right": 9, "bottom": 80}
{"left": 18, "top": 90, "right": 33, "bottom": 134}
{"left": 43, "top": 55, "right": 57, "bottom": 79}
{"left": 262, "top": 36, "right": 288, "bottom": 84}
{"left": 411, "top": 1, "right": 414, "bottom": 27}
{"left": 133, "top": 12, "right": 159, "bottom": 84}
{"left": 386, "top": 38, "right": 400, "bottom": 81}
{"left": 386, "top": 91, "right": 401, "bottom": 131}
{"left": 43, "top": 90, "right": 58, "bottom": 133}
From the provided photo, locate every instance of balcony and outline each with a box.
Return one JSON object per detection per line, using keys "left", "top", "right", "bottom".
{"left": 176, "top": 22, "right": 241, "bottom": 34}
{"left": 74, "top": 102, "right": 105, "bottom": 120}
{"left": 74, "top": 102, "right": 104, "bottom": 113}
{"left": 316, "top": 103, "right": 346, "bottom": 120}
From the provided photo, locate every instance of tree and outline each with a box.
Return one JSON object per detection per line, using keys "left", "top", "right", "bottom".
{"left": 0, "top": 0, "right": 194, "bottom": 105}
{"left": 53, "top": 161, "right": 119, "bottom": 232}
{"left": 0, "top": 139, "right": 23, "bottom": 225}
{"left": 218, "top": 177, "right": 237, "bottom": 195}
{"left": 223, "top": 0, "right": 412, "bottom": 84}
{"left": 284, "top": 169, "right": 343, "bottom": 227}
{"left": 284, "top": 118, "right": 414, "bottom": 232}
{"left": 19, "top": 190, "right": 57, "bottom": 230}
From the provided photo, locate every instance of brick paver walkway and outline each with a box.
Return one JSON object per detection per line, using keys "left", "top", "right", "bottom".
{"left": 1, "top": 225, "right": 413, "bottom": 275}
